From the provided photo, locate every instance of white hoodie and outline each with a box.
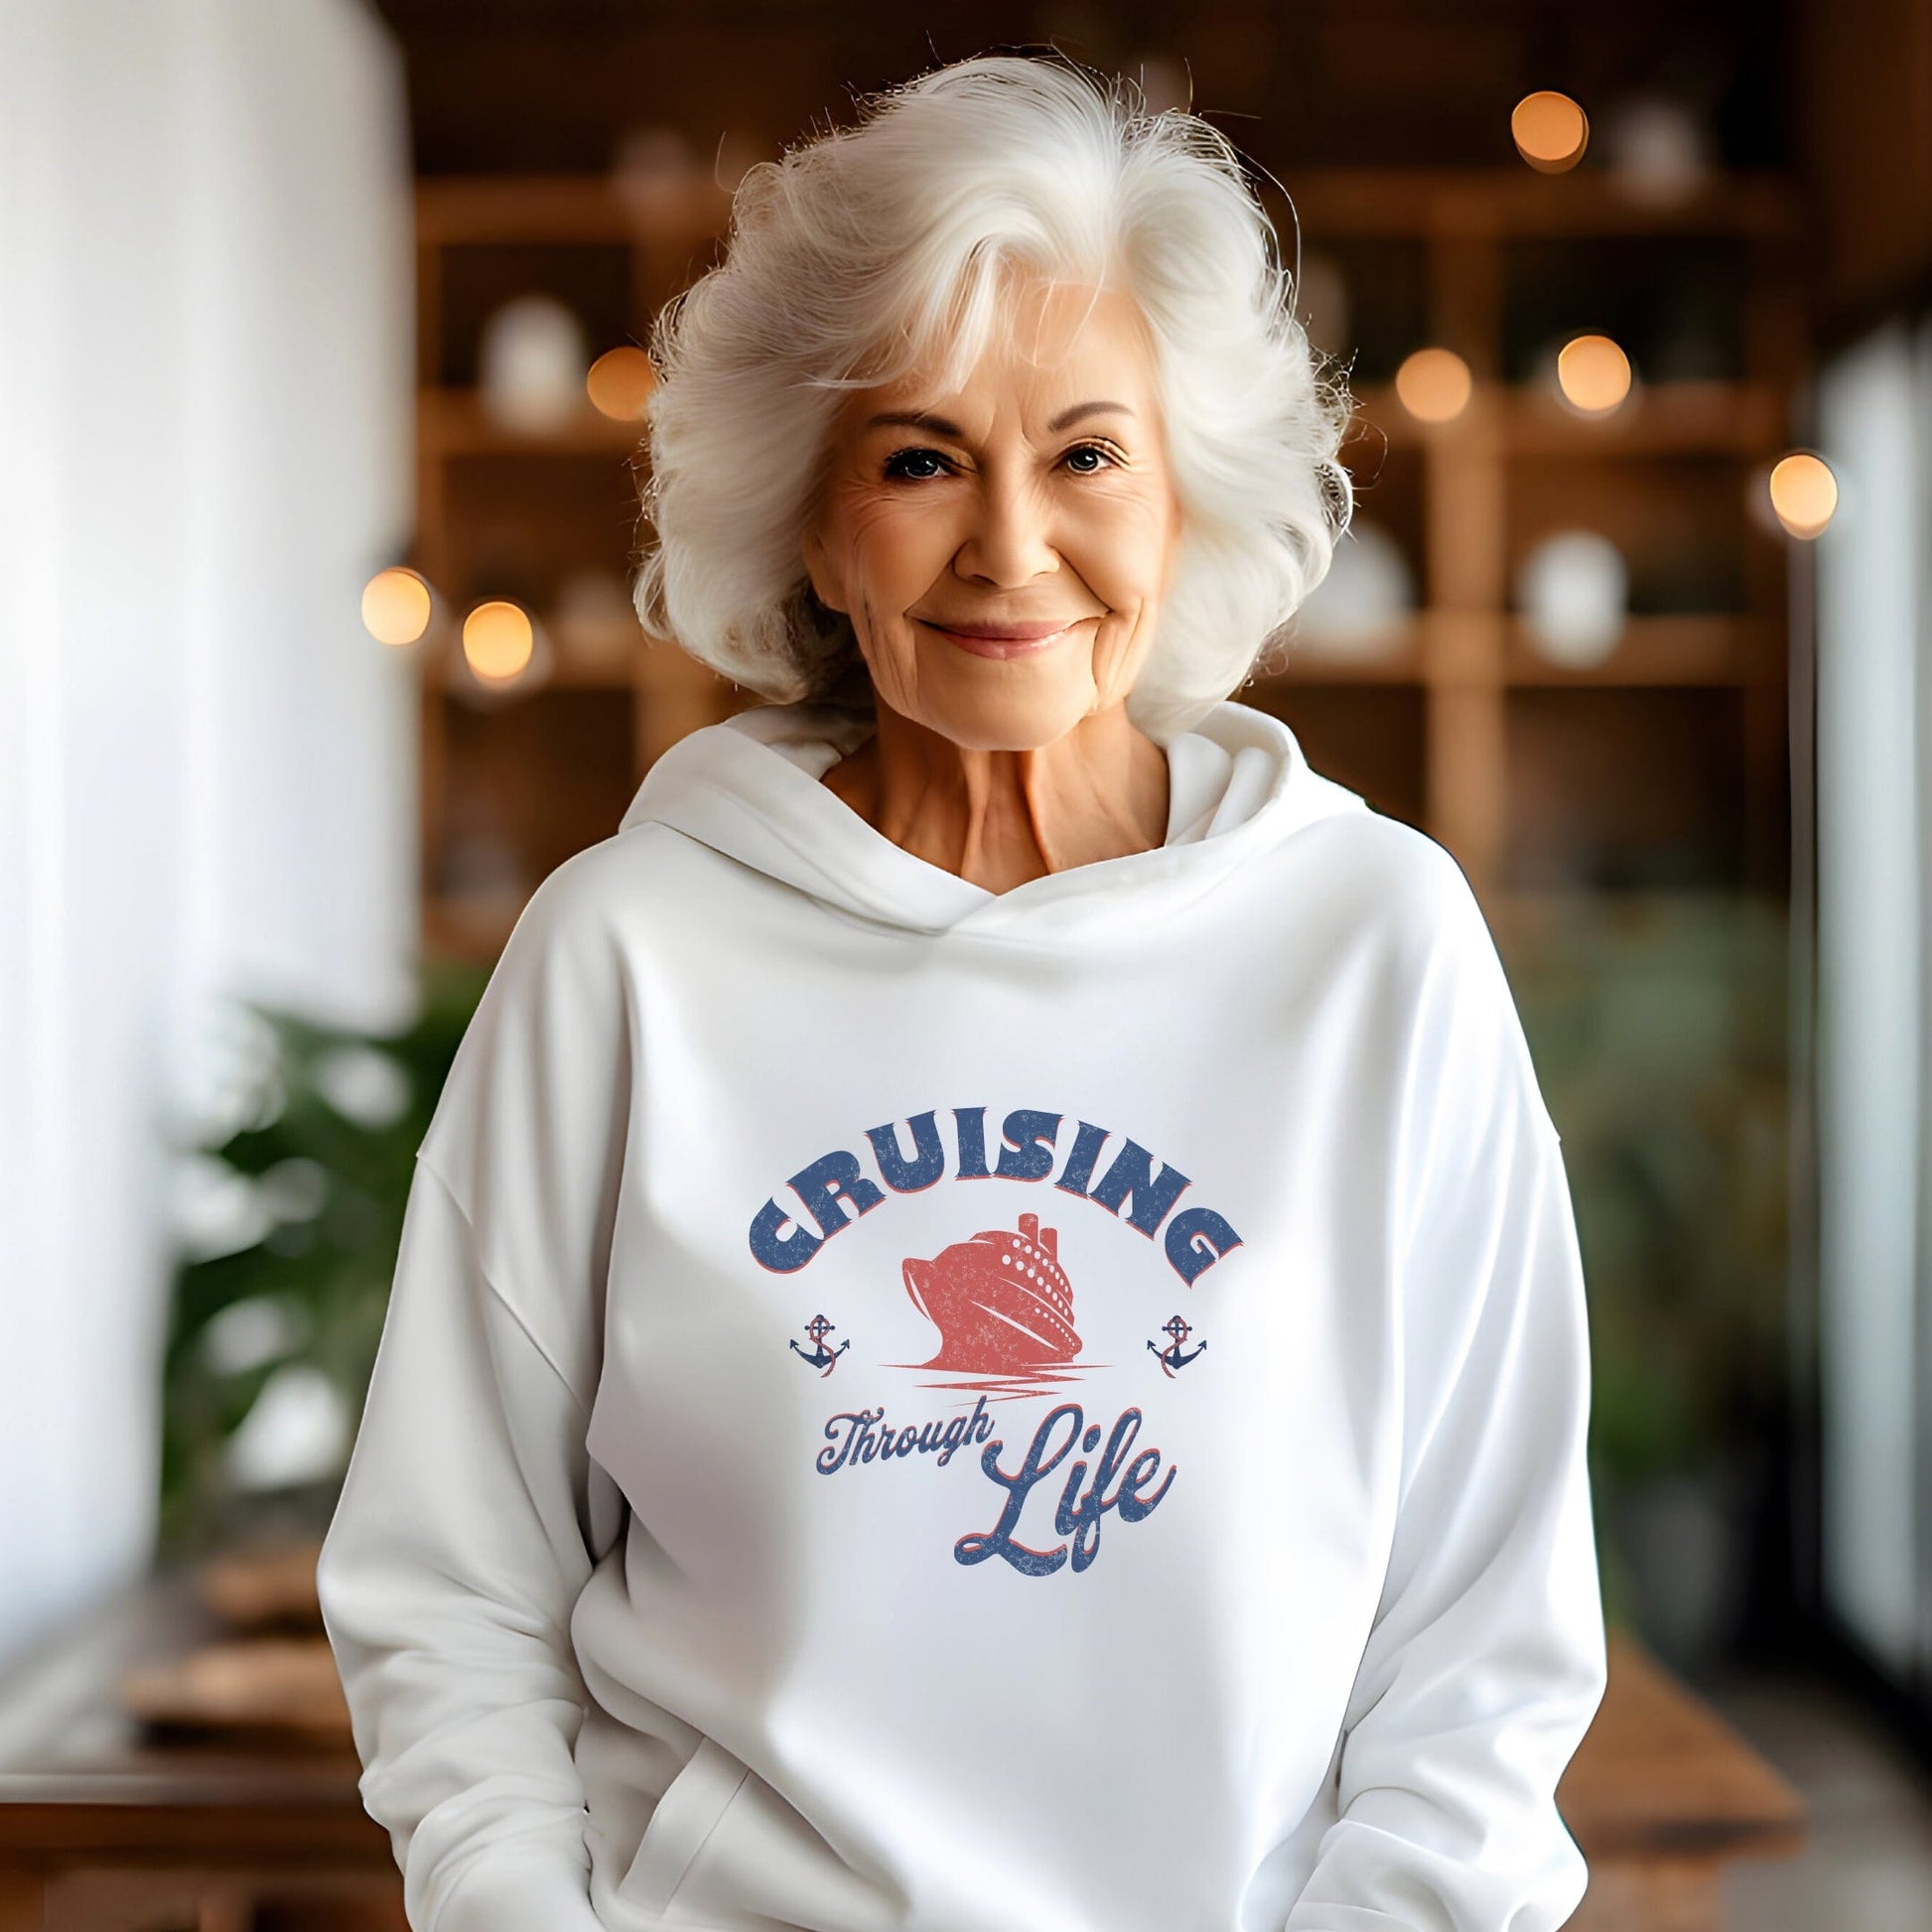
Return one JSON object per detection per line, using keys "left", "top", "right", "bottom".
{"left": 316, "top": 695, "right": 1607, "bottom": 1932}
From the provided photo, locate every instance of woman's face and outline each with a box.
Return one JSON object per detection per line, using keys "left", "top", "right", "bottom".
{"left": 802, "top": 275, "right": 1184, "bottom": 751}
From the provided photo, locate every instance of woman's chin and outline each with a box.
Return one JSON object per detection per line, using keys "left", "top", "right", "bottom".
{"left": 926, "top": 688, "right": 1096, "bottom": 752}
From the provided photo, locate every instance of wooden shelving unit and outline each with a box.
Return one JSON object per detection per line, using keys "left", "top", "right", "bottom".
{"left": 404, "top": 165, "right": 1806, "bottom": 961}
{"left": 1250, "top": 168, "right": 1804, "bottom": 926}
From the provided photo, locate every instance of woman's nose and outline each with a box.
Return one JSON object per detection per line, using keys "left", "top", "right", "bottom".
{"left": 954, "top": 473, "right": 1058, "bottom": 587}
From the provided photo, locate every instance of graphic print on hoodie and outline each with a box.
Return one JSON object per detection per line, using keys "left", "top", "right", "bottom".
{"left": 751, "top": 1098, "right": 1247, "bottom": 1578}
{"left": 316, "top": 693, "right": 1610, "bottom": 1932}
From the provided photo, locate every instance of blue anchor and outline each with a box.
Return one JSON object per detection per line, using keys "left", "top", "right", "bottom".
{"left": 1148, "top": 1313, "right": 1207, "bottom": 1378}
{"left": 789, "top": 1311, "right": 851, "bottom": 1378}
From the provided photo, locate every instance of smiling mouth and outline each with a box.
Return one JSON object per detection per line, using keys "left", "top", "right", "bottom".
{"left": 918, "top": 617, "right": 1097, "bottom": 660}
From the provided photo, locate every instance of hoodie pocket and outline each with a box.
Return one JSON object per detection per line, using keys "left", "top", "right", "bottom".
{"left": 653, "top": 1758, "right": 903, "bottom": 1932}
{"left": 618, "top": 1732, "right": 753, "bottom": 1918}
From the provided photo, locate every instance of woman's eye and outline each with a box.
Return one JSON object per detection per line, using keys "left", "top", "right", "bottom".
{"left": 883, "top": 447, "right": 951, "bottom": 482}
{"left": 1062, "top": 443, "right": 1118, "bottom": 474}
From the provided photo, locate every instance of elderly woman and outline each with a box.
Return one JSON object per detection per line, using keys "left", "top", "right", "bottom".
{"left": 318, "top": 52, "right": 1607, "bottom": 1932}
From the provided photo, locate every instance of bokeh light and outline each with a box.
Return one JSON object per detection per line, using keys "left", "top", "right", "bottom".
{"left": 360, "top": 567, "right": 433, "bottom": 646}
{"left": 463, "top": 600, "right": 536, "bottom": 682}
{"left": 1556, "top": 334, "right": 1633, "bottom": 414}
{"left": 1768, "top": 453, "right": 1839, "bottom": 539}
{"left": 587, "top": 345, "right": 658, "bottom": 421}
{"left": 1512, "top": 91, "right": 1589, "bottom": 173}
{"left": 1394, "top": 346, "right": 1473, "bottom": 424}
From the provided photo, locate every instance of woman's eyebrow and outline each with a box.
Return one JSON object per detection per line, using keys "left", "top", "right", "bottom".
{"left": 1047, "top": 400, "right": 1135, "bottom": 430}
{"left": 864, "top": 409, "right": 966, "bottom": 436}
{"left": 862, "top": 401, "right": 1136, "bottom": 436}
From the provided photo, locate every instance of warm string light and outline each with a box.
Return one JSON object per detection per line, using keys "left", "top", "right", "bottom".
{"left": 1512, "top": 91, "right": 1589, "bottom": 173}
{"left": 463, "top": 600, "right": 536, "bottom": 682}
{"left": 587, "top": 345, "right": 659, "bottom": 421}
{"left": 360, "top": 567, "right": 433, "bottom": 646}
{"left": 1767, "top": 453, "right": 1838, "bottom": 539}
{"left": 1394, "top": 346, "right": 1472, "bottom": 423}
{"left": 1556, "top": 335, "right": 1633, "bottom": 415}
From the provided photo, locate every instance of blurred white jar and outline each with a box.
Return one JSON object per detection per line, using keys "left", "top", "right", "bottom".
{"left": 479, "top": 294, "right": 590, "bottom": 435}
{"left": 1516, "top": 530, "right": 1628, "bottom": 667}
{"left": 1600, "top": 91, "right": 1713, "bottom": 207}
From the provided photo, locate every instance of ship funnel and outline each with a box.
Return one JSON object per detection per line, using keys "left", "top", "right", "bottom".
{"left": 1017, "top": 1211, "right": 1057, "bottom": 1261}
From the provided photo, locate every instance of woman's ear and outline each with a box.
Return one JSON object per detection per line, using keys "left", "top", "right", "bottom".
{"left": 802, "top": 527, "right": 848, "bottom": 616}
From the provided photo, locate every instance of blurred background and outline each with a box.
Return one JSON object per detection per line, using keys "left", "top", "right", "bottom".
{"left": 1, "top": 1, "right": 1929, "bottom": 1927}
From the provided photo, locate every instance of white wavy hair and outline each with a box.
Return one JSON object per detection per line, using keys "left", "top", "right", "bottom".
{"left": 631, "top": 50, "right": 1355, "bottom": 744}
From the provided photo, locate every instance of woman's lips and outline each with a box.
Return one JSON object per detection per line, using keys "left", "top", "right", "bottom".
{"left": 919, "top": 617, "right": 1094, "bottom": 659}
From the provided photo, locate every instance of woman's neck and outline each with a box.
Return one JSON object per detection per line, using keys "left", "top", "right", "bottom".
{"left": 820, "top": 690, "right": 1171, "bottom": 894}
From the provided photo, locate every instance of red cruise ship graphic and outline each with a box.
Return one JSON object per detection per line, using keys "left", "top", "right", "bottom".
{"left": 902, "top": 1210, "right": 1083, "bottom": 1373}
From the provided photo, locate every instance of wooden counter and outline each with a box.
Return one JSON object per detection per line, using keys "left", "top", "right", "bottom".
{"left": 1560, "top": 1628, "right": 1809, "bottom": 1930}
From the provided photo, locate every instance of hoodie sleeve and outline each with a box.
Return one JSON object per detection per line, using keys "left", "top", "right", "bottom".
{"left": 315, "top": 855, "right": 632, "bottom": 1932}
{"left": 1283, "top": 863, "right": 1608, "bottom": 1932}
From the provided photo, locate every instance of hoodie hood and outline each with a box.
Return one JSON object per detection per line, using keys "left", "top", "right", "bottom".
{"left": 618, "top": 696, "right": 1367, "bottom": 940}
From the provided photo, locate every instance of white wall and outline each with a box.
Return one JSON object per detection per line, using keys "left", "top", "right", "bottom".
{"left": 0, "top": 0, "right": 416, "bottom": 1666}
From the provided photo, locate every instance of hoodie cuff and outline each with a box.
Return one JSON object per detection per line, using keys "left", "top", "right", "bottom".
{"left": 428, "top": 1842, "right": 610, "bottom": 1932}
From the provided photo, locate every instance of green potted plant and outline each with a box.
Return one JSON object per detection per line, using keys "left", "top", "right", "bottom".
{"left": 160, "top": 957, "right": 489, "bottom": 1561}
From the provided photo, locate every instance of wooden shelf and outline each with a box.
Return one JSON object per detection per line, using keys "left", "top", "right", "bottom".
{"left": 419, "top": 387, "right": 649, "bottom": 459}
{"left": 1274, "top": 167, "right": 1802, "bottom": 239}
{"left": 1503, "top": 614, "right": 1782, "bottom": 687}
{"left": 415, "top": 172, "right": 728, "bottom": 246}
{"left": 1262, "top": 625, "right": 1424, "bottom": 683}
{"left": 1351, "top": 380, "right": 1789, "bottom": 455}
{"left": 432, "top": 656, "right": 637, "bottom": 695}
{"left": 1267, "top": 613, "right": 1780, "bottom": 689}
